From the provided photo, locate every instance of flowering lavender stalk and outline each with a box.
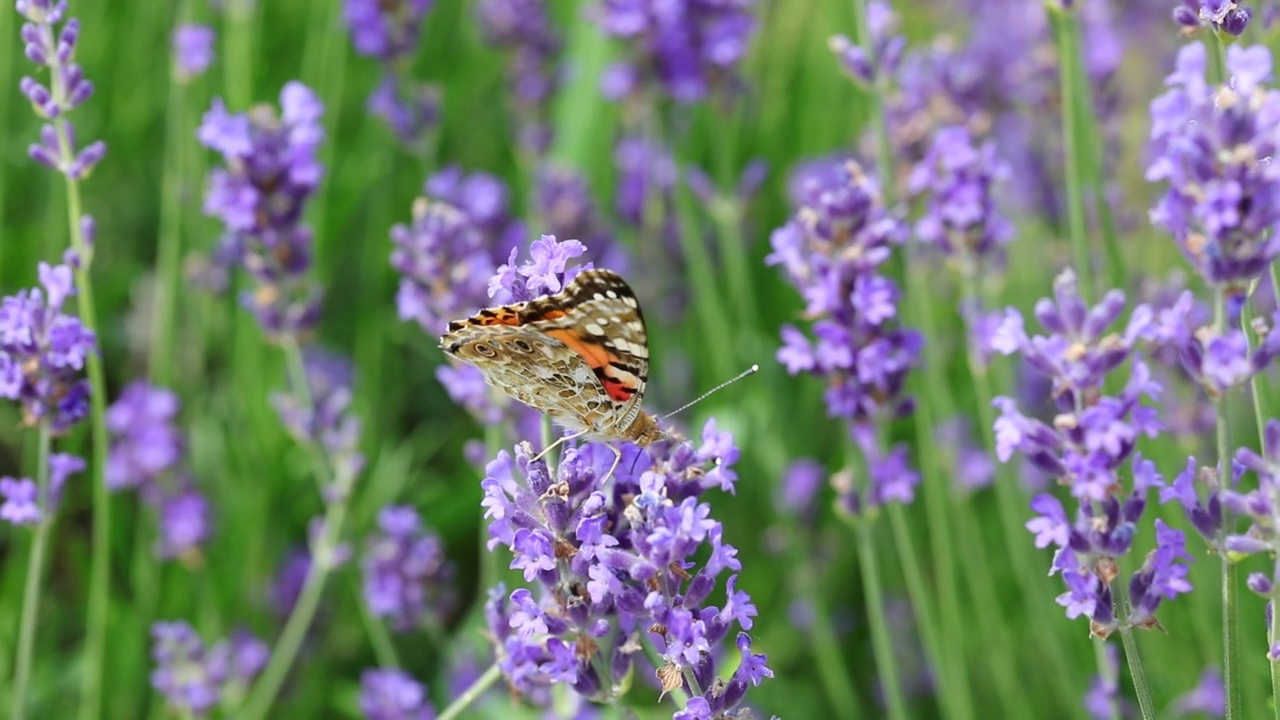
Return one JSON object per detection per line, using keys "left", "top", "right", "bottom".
{"left": 106, "top": 382, "right": 212, "bottom": 560}
{"left": 344, "top": 0, "right": 439, "bottom": 151}
{"left": 993, "top": 269, "right": 1181, "bottom": 714}
{"left": 591, "top": 0, "right": 756, "bottom": 105}
{"left": 198, "top": 82, "right": 326, "bottom": 338}
{"left": 362, "top": 505, "right": 456, "bottom": 633}
{"left": 475, "top": 0, "right": 559, "bottom": 155}
{"left": 150, "top": 621, "right": 269, "bottom": 717}
{"left": 360, "top": 668, "right": 437, "bottom": 720}
{"left": 13, "top": 3, "right": 112, "bottom": 716}
{"left": 1174, "top": 0, "right": 1254, "bottom": 37}
{"left": 1148, "top": 43, "right": 1280, "bottom": 294}
{"left": 479, "top": 434, "right": 772, "bottom": 716}
{"left": 240, "top": 347, "right": 365, "bottom": 719}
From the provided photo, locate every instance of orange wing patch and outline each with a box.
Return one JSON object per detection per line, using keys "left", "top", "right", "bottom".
{"left": 546, "top": 328, "right": 638, "bottom": 403}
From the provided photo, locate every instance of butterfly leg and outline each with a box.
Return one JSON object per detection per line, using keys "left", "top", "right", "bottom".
{"left": 599, "top": 443, "right": 623, "bottom": 486}
{"left": 531, "top": 428, "right": 590, "bottom": 464}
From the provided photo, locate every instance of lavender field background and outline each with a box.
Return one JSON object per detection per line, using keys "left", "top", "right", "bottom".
{"left": 1, "top": 0, "right": 1277, "bottom": 717}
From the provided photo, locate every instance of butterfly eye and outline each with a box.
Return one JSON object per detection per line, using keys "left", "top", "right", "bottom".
{"left": 473, "top": 342, "right": 497, "bottom": 358}
{"left": 510, "top": 339, "right": 534, "bottom": 353}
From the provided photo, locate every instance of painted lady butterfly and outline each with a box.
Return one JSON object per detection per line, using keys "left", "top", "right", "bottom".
{"left": 440, "top": 269, "right": 669, "bottom": 474}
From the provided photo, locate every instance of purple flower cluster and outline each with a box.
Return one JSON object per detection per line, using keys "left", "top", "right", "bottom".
{"left": 0, "top": 262, "right": 95, "bottom": 432}
{"left": 106, "top": 382, "right": 212, "bottom": 559}
{"left": 150, "top": 621, "right": 268, "bottom": 717}
{"left": 827, "top": 1, "right": 904, "bottom": 87}
{"left": 18, "top": 0, "right": 107, "bottom": 180}
{"left": 198, "top": 81, "right": 326, "bottom": 336}
{"left": 768, "top": 160, "right": 920, "bottom": 426}
{"left": 362, "top": 505, "right": 456, "bottom": 632}
{"left": 481, "top": 423, "right": 772, "bottom": 714}
{"left": 1149, "top": 289, "right": 1280, "bottom": 399}
{"left": 536, "top": 165, "right": 622, "bottom": 265}
{"left": 1203, "top": 422, "right": 1280, "bottom": 616}
{"left": 1147, "top": 43, "right": 1280, "bottom": 289}
{"left": 0, "top": 453, "right": 83, "bottom": 526}
{"left": 360, "top": 668, "right": 436, "bottom": 720}
{"left": 1027, "top": 456, "right": 1193, "bottom": 633}
{"left": 172, "top": 23, "right": 215, "bottom": 82}
{"left": 908, "top": 125, "right": 1013, "bottom": 261}
{"left": 1173, "top": 0, "right": 1253, "bottom": 35}
{"left": 391, "top": 167, "right": 524, "bottom": 335}
{"left": 592, "top": 0, "right": 756, "bottom": 104}
{"left": 344, "top": 0, "right": 439, "bottom": 146}
{"left": 992, "top": 270, "right": 1162, "bottom": 501}
{"left": 475, "top": 0, "right": 559, "bottom": 154}
{"left": 272, "top": 347, "right": 365, "bottom": 480}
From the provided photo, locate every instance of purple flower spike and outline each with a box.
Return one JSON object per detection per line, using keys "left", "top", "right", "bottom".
{"left": 362, "top": 505, "right": 457, "bottom": 632}
{"left": 0, "top": 263, "right": 95, "bottom": 432}
{"left": 359, "top": 668, "right": 437, "bottom": 720}
{"left": 172, "top": 24, "right": 215, "bottom": 81}
{"left": 1148, "top": 42, "right": 1280, "bottom": 289}
{"left": 909, "top": 125, "right": 1013, "bottom": 260}
{"left": 344, "top": 0, "right": 434, "bottom": 62}
{"left": 150, "top": 621, "right": 268, "bottom": 716}
{"left": 198, "top": 82, "right": 326, "bottom": 337}
{"left": 0, "top": 477, "right": 41, "bottom": 526}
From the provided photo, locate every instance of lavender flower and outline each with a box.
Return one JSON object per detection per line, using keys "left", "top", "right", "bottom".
{"left": 535, "top": 165, "right": 620, "bottom": 264}
{"left": 480, "top": 421, "right": 771, "bottom": 712}
{"left": 0, "top": 262, "right": 95, "bottom": 432}
{"left": 476, "top": 0, "right": 559, "bottom": 154}
{"left": 150, "top": 621, "right": 269, "bottom": 717}
{"left": 0, "top": 477, "right": 41, "bottom": 525}
{"left": 362, "top": 505, "right": 457, "bottom": 632}
{"left": 768, "top": 160, "right": 919, "bottom": 426}
{"left": 106, "top": 381, "right": 212, "bottom": 559}
{"left": 198, "top": 81, "right": 325, "bottom": 336}
{"left": 391, "top": 167, "right": 523, "bottom": 334}
{"left": 271, "top": 347, "right": 364, "bottom": 480}
{"left": 591, "top": 0, "right": 756, "bottom": 104}
{"left": 828, "top": 1, "right": 904, "bottom": 87}
{"left": 1169, "top": 669, "right": 1226, "bottom": 716}
{"left": 18, "top": 0, "right": 107, "bottom": 179}
{"left": 173, "top": 23, "right": 215, "bottom": 81}
{"left": 1174, "top": 0, "right": 1253, "bottom": 35}
{"left": 360, "top": 669, "right": 436, "bottom": 720}
{"left": 1147, "top": 42, "right": 1280, "bottom": 290}
{"left": 908, "top": 125, "right": 1013, "bottom": 261}
{"left": 1083, "top": 644, "right": 1122, "bottom": 719}
{"left": 936, "top": 418, "right": 995, "bottom": 491}
{"left": 367, "top": 74, "right": 440, "bottom": 149}
{"left": 1149, "top": 289, "right": 1280, "bottom": 399}
{"left": 344, "top": 0, "right": 433, "bottom": 61}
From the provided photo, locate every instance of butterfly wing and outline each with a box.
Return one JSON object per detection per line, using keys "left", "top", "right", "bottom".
{"left": 441, "top": 269, "right": 651, "bottom": 437}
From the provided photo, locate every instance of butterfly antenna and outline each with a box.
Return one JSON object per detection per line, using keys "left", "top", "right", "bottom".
{"left": 658, "top": 364, "right": 760, "bottom": 421}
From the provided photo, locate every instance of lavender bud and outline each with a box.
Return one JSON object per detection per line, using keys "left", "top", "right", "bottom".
{"left": 1247, "top": 572, "right": 1274, "bottom": 596}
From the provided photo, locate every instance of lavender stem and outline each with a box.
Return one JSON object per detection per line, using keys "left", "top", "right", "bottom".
{"left": 11, "top": 423, "right": 52, "bottom": 720}
{"left": 1051, "top": 6, "right": 1094, "bottom": 304}
{"left": 436, "top": 664, "right": 503, "bottom": 720}
{"left": 1216, "top": 291, "right": 1242, "bottom": 719}
{"left": 854, "top": 516, "right": 908, "bottom": 720}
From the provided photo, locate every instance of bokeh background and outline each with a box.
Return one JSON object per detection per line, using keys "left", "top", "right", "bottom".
{"left": 0, "top": 0, "right": 1275, "bottom": 717}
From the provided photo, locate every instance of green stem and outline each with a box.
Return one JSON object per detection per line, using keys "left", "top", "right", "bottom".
{"left": 673, "top": 185, "right": 737, "bottom": 383}
{"left": 960, "top": 276, "right": 1079, "bottom": 709}
{"left": 238, "top": 337, "right": 358, "bottom": 720}
{"left": 850, "top": 0, "right": 895, "bottom": 206}
{"left": 149, "top": 60, "right": 190, "bottom": 388}
{"left": 1215, "top": 292, "right": 1242, "bottom": 720}
{"left": 224, "top": 0, "right": 254, "bottom": 108}
{"left": 790, "top": 529, "right": 864, "bottom": 712}
{"left": 1270, "top": 556, "right": 1280, "bottom": 720}
{"left": 1051, "top": 7, "right": 1094, "bottom": 304}
{"left": 1114, "top": 585, "right": 1154, "bottom": 719}
{"left": 355, "top": 584, "right": 402, "bottom": 670}
{"left": 855, "top": 518, "right": 908, "bottom": 720}
{"left": 436, "top": 663, "right": 503, "bottom": 720}
{"left": 45, "top": 116, "right": 111, "bottom": 720}
{"left": 886, "top": 504, "right": 968, "bottom": 720}
{"left": 11, "top": 424, "right": 53, "bottom": 720}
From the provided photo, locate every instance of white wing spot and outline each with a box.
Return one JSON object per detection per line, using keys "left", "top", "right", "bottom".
{"left": 585, "top": 322, "right": 605, "bottom": 336}
{"left": 606, "top": 290, "right": 618, "bottom": 299}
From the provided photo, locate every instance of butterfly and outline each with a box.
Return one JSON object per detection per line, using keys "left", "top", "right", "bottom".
{"left": 440, "top": 269, "right": 670, "bottom": 478}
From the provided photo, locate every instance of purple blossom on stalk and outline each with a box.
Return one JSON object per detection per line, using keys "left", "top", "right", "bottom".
{"left": 1169, "top": 668, "right": 1225, "bottom": 716}
{"left": 476, "top": 0, "right": 559, "bottom": 154}
{"left": 149, "top": 621, "right": 268, "bottom": 718}
{"left": 1083, "top": 644, "right": 1123, "bottom": 718}
{"left": 1173, "top": 0, "right": 1253, "bottom": 35}
{"left": 907, "top": 125, "right": 1013, "bottom": 261}
{"left": 0, "top": 262, "right": 95, "bottom": 432}
{"left": 936, "top": 418, "right": 995, "bottom": 491}
{"left": 172, "top": 24, "right": 215, "bottom": 82}
{"left": 17, "top": 0, "right": 107, "bottom": 180}
{"left": 272, "top": 347, "right": 365, "bottom": 480}
{"left": 0, "top": 478, "right": 40, "bottom": 525}
{"left": 827, "top": 1, "right": 904, "bottom": 87}
{"left": 362, "top": 505, "right": 457, "bottom": 632}
{"left": 480, "top": 423, "right": 770, "bottom": 712}
{"left": 614, "top": 135, "right": 678, "bottom": 229}
{"left": 344, "top": 0, "right": 433, "bottom": 61}
{"left": 767, "top": 159, "right": 919, "bottom": 427}
{"left": 1148, "top": 289, "right": 1280, "bottom": 399}
{"left": 106, "top": 381, "right": 212, "bottom": 559}
{"left": 367, "top": 74, "right": 440, "bottom": 149}
{"left": 591, "top": 0, "right": 756, "bottom": 104}
{"left": 536, "top": 166, "right": 621, "bottom": 264}
{"left": 198, "top": 82, "right": 326, "bottom": 336}
{"left": 360, "top": 668, "right": 437, "bottom": 720}
{"left": 1147, "top": 42, "right": 1280, "bottom": 290}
